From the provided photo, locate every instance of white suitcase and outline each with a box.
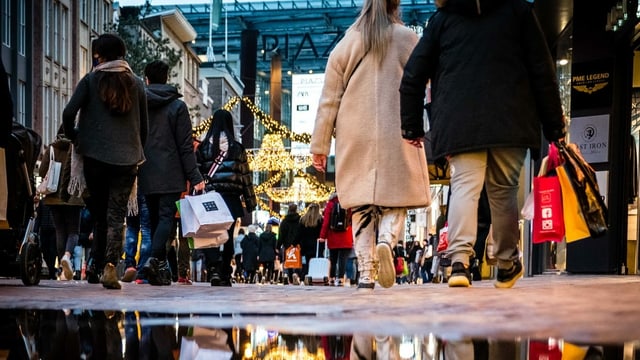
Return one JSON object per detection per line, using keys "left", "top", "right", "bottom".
{"left": 304, "top": 239, "right": 330, "bottom": 285}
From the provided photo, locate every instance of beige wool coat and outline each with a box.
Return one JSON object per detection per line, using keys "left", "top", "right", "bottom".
{"left": 310, "top": 24, "right": 431, "bottom": 209}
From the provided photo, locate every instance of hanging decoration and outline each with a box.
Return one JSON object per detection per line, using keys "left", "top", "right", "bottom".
{"left": 266, "top": 175, "right": 332, "bottom": 204}
{"left": 247, "top": 134, "right": 296, "bottom": 172}
{"left": 192, "top": 96, "right": 331, "bottom": 213}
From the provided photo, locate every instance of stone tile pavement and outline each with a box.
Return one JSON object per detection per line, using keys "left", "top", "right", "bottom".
{"left": 0, "top": 274, "right": 639, "bottom": 344}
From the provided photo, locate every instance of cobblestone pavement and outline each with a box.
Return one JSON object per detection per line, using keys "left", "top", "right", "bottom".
{"left": 1, "top": 275, "right": 639, "bottom": 344}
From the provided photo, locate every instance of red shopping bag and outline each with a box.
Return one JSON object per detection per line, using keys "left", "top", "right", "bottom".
{"left": 533, "top": 174, "right": 565, "bottom": 244}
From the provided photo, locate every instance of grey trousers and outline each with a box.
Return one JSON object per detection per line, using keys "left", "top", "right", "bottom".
{"left": 446, "top": 148, "right": 527, "bottom": 268}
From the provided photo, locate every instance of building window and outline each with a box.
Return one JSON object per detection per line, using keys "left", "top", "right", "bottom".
{"left": 43, "top": 87, "right": 52, "bottom": 143}
{"left": 44, "top": 0, "right": 51, "bottom": 57}
{"left": 91, "top": 0, "right": 99, "bottom": 31}
{"left": 81, "top": 46, "right": 88, "bottom": 76}
{"left": 2, "top": 0, "right": 11, "bottom": 46}
{"left": 103, "top": 0, "right": 110, "bottom": 29}
{"left": 61, "top": 5, "right": 68, "bottom": 66}
{"left": 53, "top": 2, "right": 60, "bottom": 61}
{"left": 79, "top": 0, "right": 87, "bottom": 23}
{"left": 18, "top": 0, "right": 25, "bottom": 55}
{"left": 17, "top": 81, "right": 26, "bottom": 125}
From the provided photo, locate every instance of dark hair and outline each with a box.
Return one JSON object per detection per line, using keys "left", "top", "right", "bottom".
{"left": 92, "top": 33, "right": 126, "bottom": 61}
{"left": 144, "top": 60, "right": 169, "bottom": 84}
{"left": 205, "top": 109, "right": 236, "bottom": 160}
{"left": 92, "top": 34, "right": 135, "bottom": 114}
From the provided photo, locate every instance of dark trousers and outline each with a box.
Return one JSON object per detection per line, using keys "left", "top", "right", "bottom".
{"left": 51, "top": 205, "right": 82, "bottom": 260}
{"left": 329, "top": 248, "right": 350, "bottom": 279}
{"left": 83, "top": 157, "right": 136, "bottom": 266}
{"left": 145, "top": 192, "right": 181, "bottom": 262}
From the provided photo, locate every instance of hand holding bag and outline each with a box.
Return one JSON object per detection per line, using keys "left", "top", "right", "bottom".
{"left": 37, "top": 145, "right": 62, "bottom": 195}
{"left": 532, "top": 145, "right": 565, "bottom": 244}
{"left": 179, "top": 191, "right": 234, "bottom": 238}
{"left": 556, "top": 141, "right": 608, "bottom": 237}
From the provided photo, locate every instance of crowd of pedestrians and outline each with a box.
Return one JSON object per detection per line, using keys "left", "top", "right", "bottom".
{"left": 5, "top": 0, "right": 567, "bottom": 292}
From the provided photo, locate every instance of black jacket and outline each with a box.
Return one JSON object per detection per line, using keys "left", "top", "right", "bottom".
{"left": 258, "top": 231, "right": 278, "bottom": 262}
{"left": 138, "top": 84, "right": 203, "bottom": 195}
{"left": 196, "top": 135, "right": 257, "bottom": 214}
{"left": 400, "top": 0, "right": 566, "bottom": 160}
{"left": 277, "top": 213, "right": 301, "bottom": 249}
{"left": 241, "top": 232, "right": 260, "bottom": 271}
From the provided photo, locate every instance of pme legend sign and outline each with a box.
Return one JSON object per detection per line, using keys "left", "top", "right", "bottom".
{"left": 569, "top": 114, "right": 609, "bottom": 164}
{"left": 571, "top": 60, "right": 613, "bottom": 110}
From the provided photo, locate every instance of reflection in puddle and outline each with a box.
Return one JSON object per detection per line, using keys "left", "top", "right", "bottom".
{"left": 0, "top": 309, "right": 635, "bottom": 359}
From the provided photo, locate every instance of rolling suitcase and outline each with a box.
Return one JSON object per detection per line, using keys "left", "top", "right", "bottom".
{"left": 304, "top": 239, "right": 330, "bottom": 285}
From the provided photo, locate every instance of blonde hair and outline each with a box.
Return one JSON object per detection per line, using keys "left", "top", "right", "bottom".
{"left": 300, "top": 203, "right": 322, "bottom": 227}
{"left": 353, "top": 0, "right": 402, "bottom": 65}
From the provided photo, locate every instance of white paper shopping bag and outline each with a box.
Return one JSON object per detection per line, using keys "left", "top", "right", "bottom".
{"left": 180, "top": 191, "right": 234, "bottom": 238}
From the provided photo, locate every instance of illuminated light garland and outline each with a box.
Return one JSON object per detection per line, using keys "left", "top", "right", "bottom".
{"left": 247, "top": 134, "right": 296, "bottom": 171}
{"left": 266, "top": 176, "right": 332, "bottom": 204}
{"left": 192, "top": 96, "right": 314, "bottom": 143}
{"left": 192, "top": 97, "right": 333, "bottom": 212}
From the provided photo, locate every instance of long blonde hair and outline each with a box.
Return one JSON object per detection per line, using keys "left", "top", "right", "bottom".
{"left": 353, "top": 0, "right": 402, "bottom": 64}
{"left": 300, "top": 203, "right": 322, "bottom": 227}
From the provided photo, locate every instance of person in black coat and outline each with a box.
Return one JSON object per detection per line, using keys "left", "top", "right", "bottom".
{"left": 277, "top": 204, "right": 301, "bottom": 283}
{"left": 241, "top": 224, "right": 260, "bottom": 283}
{"left": 258, "top": 223, "right": 278, "bottom": 283}
{"left": 400, "top": 0, "right": 566, "bottom": 289}
{"left": 196, "top": 109, "right": 257, "bottom": 286}
{"left": 138, "top": 60, "right": 205, "bottom": 286}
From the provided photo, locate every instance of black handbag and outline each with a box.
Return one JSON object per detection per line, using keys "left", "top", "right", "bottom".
{"left": 556, "top": 141, "right": 608, "bottom": 237}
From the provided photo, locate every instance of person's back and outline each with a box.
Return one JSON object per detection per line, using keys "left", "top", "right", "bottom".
{"left": 138, "top": 59, "right": 204, "bottom": 286}
{"left": 400, "top": 0, "right": 566, "bottom": 288}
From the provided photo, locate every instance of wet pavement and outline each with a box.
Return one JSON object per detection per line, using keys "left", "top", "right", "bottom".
{"left": 1, "top": 274, "right": 640, "bottom": 358}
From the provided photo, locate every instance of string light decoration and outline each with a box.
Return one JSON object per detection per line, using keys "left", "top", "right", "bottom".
{"left": 247, "top": 134, "right": 296, "bottom": 171}
{"left": 191, "top": 97, "right": 332, "bottom": 213}
{"left": 191, "top": 96, "right": 313, "bottom": 143}
{"left": 266, "top": 175, "right": 332, "bottom": 203}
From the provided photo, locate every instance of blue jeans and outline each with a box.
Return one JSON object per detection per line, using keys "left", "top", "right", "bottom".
{"left": 124, "top": 194, "right": 151, "bottom": 270}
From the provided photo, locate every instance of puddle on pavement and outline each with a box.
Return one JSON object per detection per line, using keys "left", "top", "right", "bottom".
{"left": 1, "top": 309, "right": 638, "bottom": 359}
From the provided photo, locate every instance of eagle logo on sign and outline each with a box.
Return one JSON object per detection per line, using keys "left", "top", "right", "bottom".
{"left": 573, "top": 82, "right": 608, "bottom": 94}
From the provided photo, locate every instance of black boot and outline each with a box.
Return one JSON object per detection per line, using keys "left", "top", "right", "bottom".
{"left": 143, "top": 257, "right": 172, "bottom": 286}
{"left": 85, "top": 258, "right": 102, "bottom": 284}
{"left": 208, "top": 267, "right": 222, "bottom": 286}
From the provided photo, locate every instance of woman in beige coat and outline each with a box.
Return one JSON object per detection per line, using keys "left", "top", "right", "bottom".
{"left": 310, "top": 0, "right": 430, "bottom": 290}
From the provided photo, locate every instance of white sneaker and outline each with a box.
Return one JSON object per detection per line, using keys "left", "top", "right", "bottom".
{"left": 60, "top": 255, "right": 73, "bottom": 281}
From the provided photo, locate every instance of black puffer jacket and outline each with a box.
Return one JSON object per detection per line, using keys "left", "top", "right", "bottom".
{"left": 196, "top": 136, "right": 257, "bottom": 213}
{"left": 400, "top": 0, "right": 566, "bottom": 160}
{"left": 138, "top": 84, "right": 203, "bottom": 195}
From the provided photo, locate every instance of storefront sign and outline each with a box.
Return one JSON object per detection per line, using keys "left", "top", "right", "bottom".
{"left": 569, "top": 114, "right": 609, "bottom": 164}
{"left": 571, "top": 59, "right": 613, "bottom": 110}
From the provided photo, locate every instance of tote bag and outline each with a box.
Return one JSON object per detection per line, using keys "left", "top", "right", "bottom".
{"left": 37, "top": 145, "right": 61, "bottom": 195}
{"left": 532, "top": 174, "right": 565, "bottom": 243}
{"left": 556, "top": 166, "right": 591, "bottom": 243}
{"left": 283, "top": 245, "right": 302, "bottom": 269}
{"left": 179, "top": 191, "right": 234, "bottom": 238}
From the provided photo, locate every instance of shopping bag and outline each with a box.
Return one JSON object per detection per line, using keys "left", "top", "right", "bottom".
{"left": 37, "top": 145, "right": 61, "bottom": 195}
{"left": 283, "top": 245, "right": 302, "bottom": 269}
{"left": 557, "top": 141, "right": 608, "bottom": 237}
{"left": 532, "top": 174, "right": 565, "bottom": 244}
{"left": 556, "top": 166, "right": 591, "bottom": 242}
{"left": 192, "top": 230, "right": 229, "bottom": 249}
{"left": 179, "top": 191, "right": 234, "bottom": 238}
{"left": 437, "top": 222, "right": 448, "bottom": 252}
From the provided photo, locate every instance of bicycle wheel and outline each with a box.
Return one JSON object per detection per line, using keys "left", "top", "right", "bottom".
{"left": 20, "top": 239, "right": 42, "bottom": 286}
